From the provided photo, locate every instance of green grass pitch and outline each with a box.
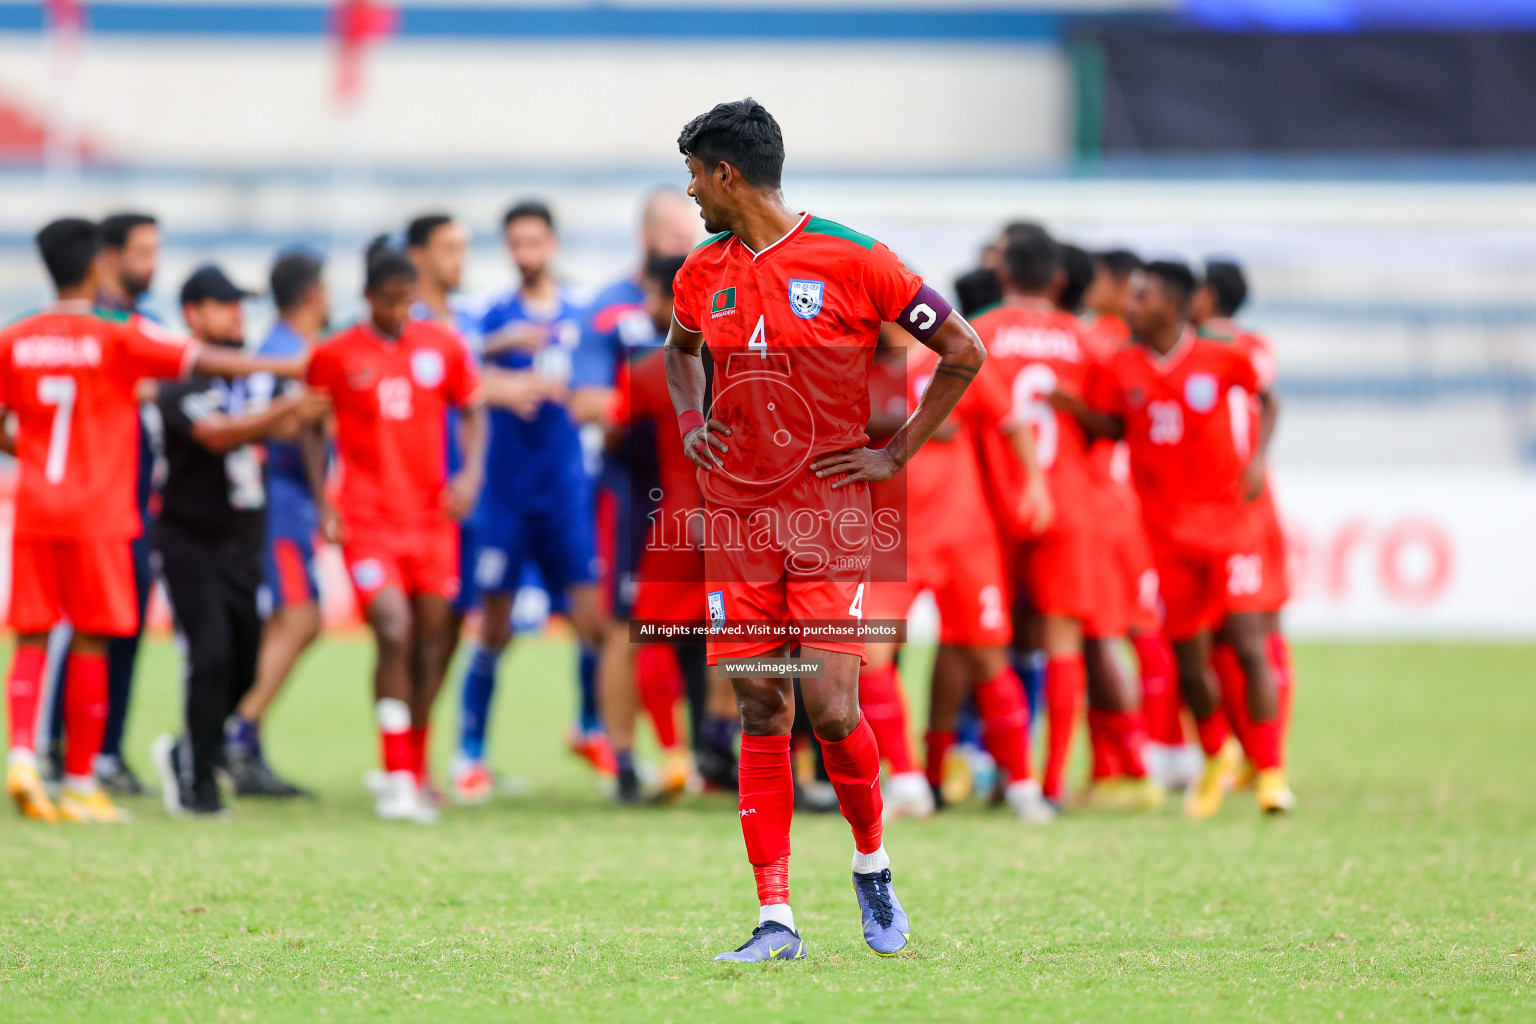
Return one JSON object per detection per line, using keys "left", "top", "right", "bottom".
{"left": 1, "top": 637, "right": 1533, "bottom": 1022}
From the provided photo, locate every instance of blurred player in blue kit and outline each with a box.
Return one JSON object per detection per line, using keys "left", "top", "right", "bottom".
{"left": 451, "top": 201, "right": 613, "bottom": 802}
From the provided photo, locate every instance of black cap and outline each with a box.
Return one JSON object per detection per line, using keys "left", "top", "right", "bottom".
{"left": 180, "top": 264, "right": 255, "bottom": 306}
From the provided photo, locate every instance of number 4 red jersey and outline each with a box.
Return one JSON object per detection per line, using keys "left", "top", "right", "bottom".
{"left": 1086, "top": 330, "right": 1260, "bottom": 552}
{"left": 0, "top": 303, "right": 197, "bottom": 539}
{"left": 671, "top": 213, "right": 927, "bottom": 506}
{"left": 307, "top": 319, "right": 481, "bottom": 531}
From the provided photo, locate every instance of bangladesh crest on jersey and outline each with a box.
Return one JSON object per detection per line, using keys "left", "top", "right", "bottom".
{"left": 788, "top": 279, "right": 824, "bottom": 319}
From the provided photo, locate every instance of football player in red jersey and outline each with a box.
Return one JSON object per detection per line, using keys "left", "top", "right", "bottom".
{"left": 975, "top": 226, "right": 1160, "bottom": 811}
{"left": 1053, "top": 261, "right": 1294, "bottom": 817}
{"left": 601, "top": 253, "right": 740, "bottom": 802}
{"left": 304, "top": 245, "right": 486, "bottom": 824}
{"left": 1192, "top": 259, "right": 1295, "bottom": 776}
{"left": 664, "top": 99, "right": 987, "bottom": 961}
{"left": 2, "top": 218, "right": 304, "bottom": 824}
{"left": 864, "top": 324, "right": 1054, "bottom": 825}
{"left": 1068, "top": 248, "right": 1191, "bottom": 790}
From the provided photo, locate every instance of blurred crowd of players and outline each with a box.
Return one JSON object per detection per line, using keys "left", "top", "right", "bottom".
{"left": 2, "top": 194, "right": 1294, "bottom": 825}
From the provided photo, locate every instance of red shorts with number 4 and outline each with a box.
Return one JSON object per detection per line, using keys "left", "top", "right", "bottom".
{"left": 9, "top": 534, "right": 139, "bottom": 637}
{"left": 866, "top": 523, "right": 1011, "bottom": 649}
{"left": 701, "top": 474, "right": 870, "bottom": 665}
{"left": 344, "top": 519, "right": 460, "bottom": 611}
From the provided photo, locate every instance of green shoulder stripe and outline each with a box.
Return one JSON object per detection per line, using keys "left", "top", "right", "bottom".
{"left": 804, "top": 216, "right": 876, "bottom": 251}
{"left": 93, "top": 307, "right": 132, "bottom": 323}
{"left": 693, "top": 230, "right": 733, "bottom": 252}
{"left": 1196, "top": 325, "right": 1235, "bottom": 344}
{"left": 965, "top": 300, "right": 1004, "bottom": 321}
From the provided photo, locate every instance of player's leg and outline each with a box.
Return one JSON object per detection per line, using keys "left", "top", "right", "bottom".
{"left": 228, "top": 534, "right": 321, "bottom": 797}
{"left": 366, "top": 585, "right": 433, "bottom": 822}
{"left": 800, "top": 645, "right": 910, "bottom": 956}
{"left": 96, "top": 530, "right": 154, "bottom": 796}
{"left": 1221, "top": 610, "right": 1292, "bottom": 813}
{"left": 154, "top": 527, "right": 237, "bottom": 819}
{"left": 715, "top": 646, "right": 807, "bottom": 962}
{"left": 859, "top": 581, "right": 925, "bottom": 819}
{"left": 1082, "top": 637, "right": 1162, "bottom": 812}
{"left": 451, "top": 515, "right": 526, "bottom": 799}
{"left": 924, "top": 642, "right": 973, "bottom": 805}
{"left": 1038, "top": 614, "right": 1086, "bottom": 805}
{"left": 7, "top": 597, "right": 57, "bottom": 821}
{"left": 219, "top": 558, "right": 267, "bottom": 799}
{"left": 408, "top": 591, "right": 456, "bottom": 794}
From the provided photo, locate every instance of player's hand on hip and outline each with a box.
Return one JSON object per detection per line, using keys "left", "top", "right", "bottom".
{"left": 684, "top": 420, "right": 731, "bottom": 471}
{"left": 811, "top": 447, "right": 897, "bottom": 489}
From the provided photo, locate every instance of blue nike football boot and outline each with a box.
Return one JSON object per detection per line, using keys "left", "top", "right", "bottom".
{"left": 713, "top": 920, "right": 808, "bottom": 962}
{"left": 852, "top": 868, "right": 910, "bottom": 955}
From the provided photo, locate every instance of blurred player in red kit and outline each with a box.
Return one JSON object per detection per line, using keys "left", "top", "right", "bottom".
{"left": 1068, "top": 248, "right": 1190, "bottom": 790}
{"left": 664, "top": 99, "right": 988, "bottom": 961}
{"left": 864, "top": 321, "right": 1054, "bottom": 824}
{"left": 602, "top": 252, "right": 740, "bottom": 801}
{"left": 3, "top": 218, "right": 303, "bottom": 824}
{"left": 1053, "top": 261, "right": 1295, "bottom": 817}
{"left": 1192, "top": 259, "right": 1295, "bottom": 775}
{"left": 305, "top": 244, "right": 486, "bottom": 824}
{"left": 976, "top": 226, "right": 1160, "bottom": 811}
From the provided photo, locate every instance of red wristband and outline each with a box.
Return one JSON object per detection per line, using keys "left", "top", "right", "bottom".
{"left": 678, "top": 409, "right": 705, "bottom": 440}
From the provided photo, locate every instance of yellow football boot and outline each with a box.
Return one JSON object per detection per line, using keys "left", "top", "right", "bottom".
{"left": 1255, "top": 769, "right": 1296, "bottom": 815}
{"left": 1185, "top": 739, "right": 1240, "bottom": 819}
{"left": 658, "top": 748, "right": 694, "bottom": 800}
{"left": 7, "top": 760, "right": 58, "bottom": 823}
{"left": 58, "top": 785, "right": 132, "bottom": 823}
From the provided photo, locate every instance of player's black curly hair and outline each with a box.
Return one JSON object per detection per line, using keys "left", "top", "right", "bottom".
{"left": 1202, "top": 259, "right": 1248, "bottom": 317}
{"left": 1058, "top": 244, "right": 1096, "bottom": 314}
{"left": 677, "top": 98, "right": 784, "bottom": 190}
{"left": 1144, "top": 260, "right": 1197, "bottom": 308}
{"left": 363, "top": 234, "right": 417, "bottom": 293}
{"left": 35, "top": 217, "right": 102, "bottom": 290}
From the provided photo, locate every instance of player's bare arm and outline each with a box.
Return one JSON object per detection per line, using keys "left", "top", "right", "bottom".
{"left": 191, "top": 345, "right": 309, "bottom": 382}
{"left": 188, "top": 387, "right": 330, "bottom": 455}
{"left": 663, "top": 318, "right": 732, "bottom": 470}
{"left": 1002, "top": 418, "right": 1054, "bottom": 533}
{"left": 1047, "top": 388, "right": 1125, "bottom": 441}
{"left": 446, "top": 400, "right": 488, "bottom": 520}
{"left": 811, "top": 311, "right": 985, "bottom": 489}
{"left": 1243, "top": 387, "right": 1278, "bottom": 501}
{"left": 298, "top": 418, "right": 343, "bottom": 544}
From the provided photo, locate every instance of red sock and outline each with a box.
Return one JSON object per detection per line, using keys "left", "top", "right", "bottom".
{"left": 410, "top": 724, "right": 431, "bottom": 784}
{"left": 6, "top": 645, "right": 46, "bottom": 754}
{"left": 924, "top": 729, "right": 954, "bottom": 791}
{"left": 380, "top": 728, "right": 413, "bottom": 775}
{"left": 1210, "top": 642, "right": 1254, "bottom": 759}
{"left": 818, "top": 717, "right": 884, "bottom": 854}
{"left": 636, "top": 644, "right": 682, "bottom": 752}
{"left": 858, "top": 664, "right": 916, "bottom": 775}
{"left": 1105, "top": 709, "right": 1149, "bottom": 779}
{"left": 973, "top": 668, "right": 1032, "bottom": 786}
{"left": 62, "top": 652, "right": 108, "bottom": 779}
{"left": 1247, "top": 717, "right": 1281, "bottom": 772}
{"left": 1132, "top": 633, "right": 1182, "bottom": 745}
{"left": 1042, "top": 655, "right": 1084, "bottom": 800}
{"left": 1086, "top": 708, "right": 1123, "bottom": 781}
{"left": 738, "top": 733, "right": 794, "bottom": 901}
{"left": 1195, "top": 713, "right": 1229, "bottom": 757}
{"left": 1267, "top": 631, "right": 1294, "bottom": 761}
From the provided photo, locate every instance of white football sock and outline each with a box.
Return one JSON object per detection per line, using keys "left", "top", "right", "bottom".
{"left": 852, "top": 843, "right": 891, "bottom": 874}
{"left": 758, "top": 903, "right": 796, "bottom": 932}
